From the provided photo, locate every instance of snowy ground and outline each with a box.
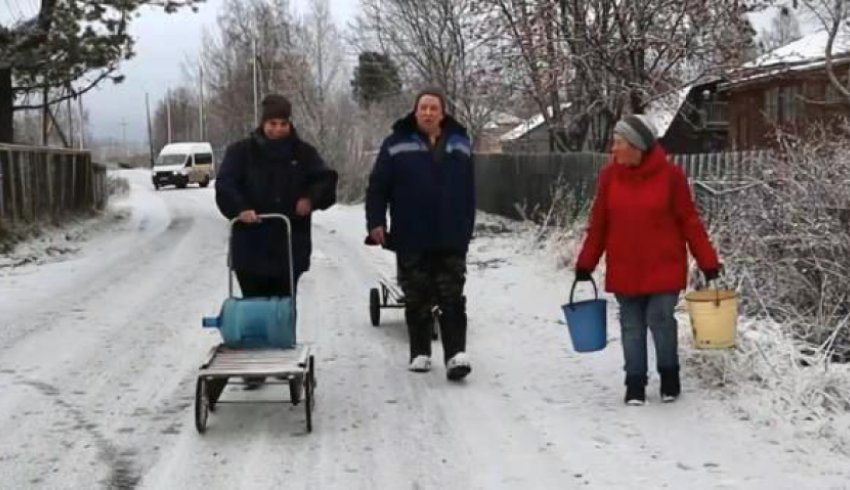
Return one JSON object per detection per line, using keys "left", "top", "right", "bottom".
{"left": 0, "top": 169, "right": 848, "bottom": 490}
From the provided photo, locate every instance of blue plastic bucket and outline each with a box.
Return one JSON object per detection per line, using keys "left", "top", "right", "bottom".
{"left": 561, "top": 278, "right": 607, "bottom": 352}
{"left": 203, "top": 297, "right": 296, "bottom": 349}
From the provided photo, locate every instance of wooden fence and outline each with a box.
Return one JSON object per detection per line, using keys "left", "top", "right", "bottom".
{"left": 474, "top": 150, "right": 767, "bottom": 220}
{"left": 475, "top": 152, "right": 609, "bottom": 219}
{"left": 0, "top": 144, "right": 107, "bottom": 234}
{"left": 475, "top": 151, "right": 767, "bottom": 218}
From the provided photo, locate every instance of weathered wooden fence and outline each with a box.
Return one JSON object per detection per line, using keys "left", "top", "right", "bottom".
{"left": 474, "top": 150, "right": 767, "bottom": 220}
{"left": 0, "top": 144, "right": 107, "bottom": 235}
{"left": 475, "top": 152, "right": 609, "bottom": 219}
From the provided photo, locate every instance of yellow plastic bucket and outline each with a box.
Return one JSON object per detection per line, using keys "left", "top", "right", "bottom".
{"left": 685, "top": 289, "right": 738, "bottom": 349}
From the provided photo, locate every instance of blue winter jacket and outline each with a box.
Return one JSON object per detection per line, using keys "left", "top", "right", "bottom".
{"left": 365, "top": 113, "right": 476, "bottom": 253}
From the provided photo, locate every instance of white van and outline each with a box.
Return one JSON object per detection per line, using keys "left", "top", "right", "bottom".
{"left": 151, "top": 142, "right": 216, "bottom": 190}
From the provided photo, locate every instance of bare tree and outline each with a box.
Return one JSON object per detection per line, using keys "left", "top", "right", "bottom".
{"left": 475, "top": 0, "right": 763, "bottom": 151}
{"left": 151, "top": 87, "right": 200, "bottom": 152}
{"left": 292, "top": 0, "right": 345, "bottom": 146}
{"left": 12, "top": 92, "right": 90, "bottom": 147}
{"left": 798, "top": 0, "right": 850, "bottom": 112}
{"left": 164, "top": 0, "right": 372, "bottom": 200}
{"left": 354, "top": 0, "right": 514, "bottom": 142}
{"left": 479, "top": 0, "right": 575, "bottom": 150}
{"left": 292, "top": 0, "right": 374, "bottom": 200}
{"left": 198, "top": 0, "right": 304, "bottom": 146}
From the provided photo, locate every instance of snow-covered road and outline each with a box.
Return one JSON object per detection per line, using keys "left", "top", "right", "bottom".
{"left": 0, "top": 169, "right": 846, "bottom": 490}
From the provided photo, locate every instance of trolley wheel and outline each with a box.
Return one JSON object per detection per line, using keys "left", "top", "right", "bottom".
{"left": 194, "top": 377, "right": 209, "bottom": 434}
{"left": 289, "top": 377, "right": 301, "bottom": 405}
{"left": 369, "top": 288, "right": 381, "bottom": 326}
{"left": 305, "top": 355, "right": 315, "bottom": 433}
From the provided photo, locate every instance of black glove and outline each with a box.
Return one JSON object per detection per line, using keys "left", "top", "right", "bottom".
{"left": 702, "top": 264, "right": 723, "bottom": 282}
{"left": 575, "top": 269, "right": 593, "bottom": 282}
{"left": 363, "top": 233, "right": 396, "bottom": 251}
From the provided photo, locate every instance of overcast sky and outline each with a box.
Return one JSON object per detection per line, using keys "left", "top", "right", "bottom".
{"left": 74, "top": 0, "right": 358, "bottom": 145}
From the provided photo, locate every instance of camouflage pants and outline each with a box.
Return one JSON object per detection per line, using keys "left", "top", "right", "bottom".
{"left": 397, "top": 251, "right": 467, "bottom": 362}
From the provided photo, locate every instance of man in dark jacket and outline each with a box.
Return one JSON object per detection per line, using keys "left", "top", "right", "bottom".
{"left": 365, "top": 89, "right": 475, "bottom": 381}
{"left": 215, "top": 94, "right": 337, "bottom": 387}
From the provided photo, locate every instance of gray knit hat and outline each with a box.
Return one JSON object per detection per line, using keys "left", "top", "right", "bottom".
{"left": 613, "top": 114, "right": 658, "bottom": 151}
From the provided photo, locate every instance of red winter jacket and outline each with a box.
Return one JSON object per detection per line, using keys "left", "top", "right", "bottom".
{"left": 576, "top": 144, "right": 719, "bottom": 295}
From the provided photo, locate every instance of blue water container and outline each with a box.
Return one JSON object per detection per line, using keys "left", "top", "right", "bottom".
{"left": 203, "top": 297, "right": 296, "bottom": 349}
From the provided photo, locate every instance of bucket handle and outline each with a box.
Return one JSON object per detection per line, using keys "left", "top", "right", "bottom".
{"left": 697, "top": 270, "right": 726, "bottom": 307}
{"left": 569, "top": 276, "right": 599, "bottom": 309}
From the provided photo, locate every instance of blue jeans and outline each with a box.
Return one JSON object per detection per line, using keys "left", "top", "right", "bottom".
{"left": 615, "top": 293, "right": 680, "bottom": 378}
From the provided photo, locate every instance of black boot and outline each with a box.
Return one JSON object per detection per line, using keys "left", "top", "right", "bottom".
{"left": 624, "top": 375, "right": 647, "bottom": 406}
{"left": 659, "top": 367, "right": 681, "bottom": 402}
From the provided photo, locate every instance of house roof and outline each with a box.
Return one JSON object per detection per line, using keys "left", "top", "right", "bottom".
{"left": 646, "top": 85, "right": 696, "bottom": 137}
{"left": 483, "top": 111, "right": 523, "bottom": 130}
{"left": 496, "top": 81, "right": 715, "bottom": 143}
{"left": 730, "top": 27, "right": 850, "bottom": 86}
{"left": 499, "top": 103, "right": 572, "bottom": 142}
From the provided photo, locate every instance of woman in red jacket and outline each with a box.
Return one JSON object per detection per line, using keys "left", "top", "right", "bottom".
{"left": 575, "top": 114, "right": 720, "bottom": 406}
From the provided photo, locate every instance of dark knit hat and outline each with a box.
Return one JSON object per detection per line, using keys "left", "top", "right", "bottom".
{"left": 613, "top": 114, "right": 658, "bottom": 151}
{"left": 260, "top": 94, "right": 292, "bottom": 123}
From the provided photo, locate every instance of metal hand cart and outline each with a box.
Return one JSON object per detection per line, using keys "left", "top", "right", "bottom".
{"left": 369, "top": 271, "right": 439, "bottom": 340}
{"left": 195, "top": 213, "right": 316, "bottom": 434}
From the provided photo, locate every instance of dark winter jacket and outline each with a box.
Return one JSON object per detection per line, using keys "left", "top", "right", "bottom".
{"left": 365, "top": 113, "right": 476, "bottom": 254}
{"left": 576, "top": 143, "right": 719, "bottom": 295}
{"left": 215, "top": 128, "right": 338, "bottom": 277}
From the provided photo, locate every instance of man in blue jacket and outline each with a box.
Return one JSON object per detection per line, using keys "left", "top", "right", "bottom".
{"left": 216, "top": 94, "right": 337, "bottom": 387}
{"left": 366, "top": 89, "right": 475, "bottom": 381}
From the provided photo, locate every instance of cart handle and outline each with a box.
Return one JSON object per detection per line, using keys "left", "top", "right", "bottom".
{"left": 227, "top": 213, "right": 296, "bottom": 306}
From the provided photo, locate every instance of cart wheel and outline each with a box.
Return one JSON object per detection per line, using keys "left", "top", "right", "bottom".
{"left": 289, "top": 377, "right": 301, "bottom": 405}
{"left": 369, "top": 288, "right": 381, "bottom": 327}
{"left": 194, "top": 377, "right": 209, "bottom": 434}
{"left": 305, "top": 355, "right": 315, "bottom": 433}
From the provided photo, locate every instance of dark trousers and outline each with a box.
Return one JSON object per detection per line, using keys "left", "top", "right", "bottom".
{"left": 397, "top": 251, "right": 467, "bottom": 363}
{"left": 236, "top": 271, "right": 302, "bottom": 298}
{"left": 615, "top": 293, "right": 680, "bottom": 379}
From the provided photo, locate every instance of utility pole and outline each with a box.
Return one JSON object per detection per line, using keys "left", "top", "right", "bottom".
{"left": 41, "top": 87, "right": 49, "bottom": 146}
{"left": 199, "top": 64, "right": 205, "bottom": 141}
{"left": 145, "top": 92, "right": 154, "bottom": 167}
{"left": 166, "top": 88, "right": 173, "bottom": 144}
{"left": 252, "top": 37, "right": 259, "bottom": 125}
{"left": 66, "top": 87, "right": 74, "bottom": 149}
{"left": 77, "top": 94, "right": 85, "bottom": 149}
{"left": 120, "top": 118, "right": 128, "bottom": 158}
{"left": 0, "top": 66, "right": 12, "bottom": 143}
